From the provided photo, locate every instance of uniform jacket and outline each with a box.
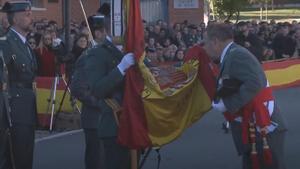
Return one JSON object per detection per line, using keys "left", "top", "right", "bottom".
{"left": 0, "top": 29, "right": 37, "bottom": 127}
{"left": 71, "top": 39, "right": 124, "bottom": 138}
{"left": 218, "top": 43, "right": 287, "bottom": 154}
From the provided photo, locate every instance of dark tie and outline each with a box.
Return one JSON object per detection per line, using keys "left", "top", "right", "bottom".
{"left": 25, "top": 41, "right": 33, "bottom": 59}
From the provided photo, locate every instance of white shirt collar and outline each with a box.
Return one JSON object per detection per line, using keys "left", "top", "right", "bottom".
{"left": 220, "top": 41, "right": 234, "bottom": 63}
{"left": 106, "top": 35, "right": 112, "bottom": 42}
{"left": 11, "top": 28, "right": 27, "bottom": 44}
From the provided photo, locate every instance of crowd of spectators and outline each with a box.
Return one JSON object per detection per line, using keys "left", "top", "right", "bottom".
{"left": 143, "top": 19, "right": 300, "bottom": 63}
{"left": 2, "top": 17, "right": 90, "bottom": 78}
{"left": 1, "top": 16, "right": 300, "bottom": 77}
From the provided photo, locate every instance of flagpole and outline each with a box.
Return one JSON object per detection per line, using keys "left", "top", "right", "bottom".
{"left": 78, "top": 0, "right": 96, "bottom": 46}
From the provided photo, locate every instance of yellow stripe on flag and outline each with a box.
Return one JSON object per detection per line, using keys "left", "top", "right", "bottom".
{"left": 139, "top": 54, "right": 211, "bottom": 146}
{"left": 265, "top": 64, "right": 300, "bottom": 87}
{"left": 143, "top": 79, "right": 211, "bottom": 146}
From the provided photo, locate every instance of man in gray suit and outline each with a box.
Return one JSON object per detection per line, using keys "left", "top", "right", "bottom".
{"left": 204, "top": 23, "right": 287, "bottom": 169}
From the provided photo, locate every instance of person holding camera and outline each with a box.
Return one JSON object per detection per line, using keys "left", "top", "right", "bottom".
{"left": 34, "top": 31, "right": 65, "bottom": 77}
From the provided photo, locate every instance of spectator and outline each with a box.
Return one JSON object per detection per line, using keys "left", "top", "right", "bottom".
{"left": 35, "top": 32, "right": 65, "bottom": 76}
{"left": 146, "top": 37, "right": 156, "bottom": 52}
{"left": 64, "top": 34, "right": 89, "bottom": 78}
{"left": 27, "top": 35, "right": 37, "bottom": 50}
{"left": 174, "top": 49, "right": 185, "bottom": 61}
{"left": 293, "top": 28, "right": 300, "bottom": 57}
{"left": 234, "top": 21, "right": 264, "bottom": 62}
{"left": 273, "top": 24, "right": 296, "bottom": 59}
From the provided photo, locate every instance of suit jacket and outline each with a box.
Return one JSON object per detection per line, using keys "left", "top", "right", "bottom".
{"left": 71, "top": 39, "right": 124, "bottom": 138}
{"left": 217, "top": 43, "right": 287, "bottom": 154}
{"left": 0, "top": 29, "right": 37, "bottom": 127}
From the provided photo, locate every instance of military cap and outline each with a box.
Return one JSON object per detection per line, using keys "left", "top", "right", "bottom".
{"left": 97, "top": 3, "right": 110, "bottom": 17}
{"left": 0, "top": 1, "right": 31, "bottom": 13}
{"left": 88, "top": 15, "right": 105, "bottom": 31}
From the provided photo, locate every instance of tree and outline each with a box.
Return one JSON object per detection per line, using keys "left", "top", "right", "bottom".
{"left": 212, "top": 0, "right": 248, "bottom": 22}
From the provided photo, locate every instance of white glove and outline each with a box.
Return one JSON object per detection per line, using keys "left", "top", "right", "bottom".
{"left": 117, "top": 53, "right": 135, "bottom": 75}
{"left": 212, "top": 99, "right": 227, "bottom": 112}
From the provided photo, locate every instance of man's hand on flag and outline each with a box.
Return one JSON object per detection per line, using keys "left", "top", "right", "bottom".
{"left": 212, "top": 99, "right": 227, "bottom": 112}
{"left": 117, "top": 53, "right": 136, "bottom": 75}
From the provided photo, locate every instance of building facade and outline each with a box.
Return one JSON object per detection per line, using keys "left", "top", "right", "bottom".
{"left": 0, "top": 0, "right": 205, "bottom": 27}
{"left": 0, "top": 0, "right": 100, "bottom": 26}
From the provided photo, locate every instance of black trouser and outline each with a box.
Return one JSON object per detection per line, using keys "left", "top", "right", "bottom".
{"left": 102, "top": 137, "right": 130, "bottom": 169}
{"left": 0, "top": 124, "right": 35, "bottom": 169}
{"left": 84, "top": 129, "right": 130, "bottom": 169}
{"left": 84, "top": 129, "right": 105, "bottom": 169}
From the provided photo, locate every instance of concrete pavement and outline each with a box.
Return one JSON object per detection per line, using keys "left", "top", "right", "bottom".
{"left": 33, "top": 87, "right": 300, "bottom": 169}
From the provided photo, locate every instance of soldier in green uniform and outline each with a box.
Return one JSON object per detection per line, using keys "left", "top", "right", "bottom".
{"left": 0, "top": 2, "right": 37, "bottom": 169}
{"left": 71, "top": 15, "right": 134, "bottom": 169}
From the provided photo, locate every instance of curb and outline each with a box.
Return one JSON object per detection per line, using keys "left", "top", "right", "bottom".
{"left": 35, "top": 129, "right": 83, "bottom": 143}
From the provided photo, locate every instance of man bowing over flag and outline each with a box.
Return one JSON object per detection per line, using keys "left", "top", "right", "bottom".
{"left": 205, "top": 23, "right": 287, "bottom": 169}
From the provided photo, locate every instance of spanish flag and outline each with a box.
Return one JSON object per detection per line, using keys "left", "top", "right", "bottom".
{"left": 263, "top": 58, "right": 300, "bottom": 90}
{"left": 117, "top": 0, "right": 217, "bottom": 149}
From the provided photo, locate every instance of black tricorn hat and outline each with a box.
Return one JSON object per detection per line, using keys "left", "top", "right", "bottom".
{"left": 88, "top": 15, "right": 105, "bottom": 31}
{"left": 97, "top": 3, "right": 110, "bottom": 17}
{"left": 0, "top": 1, "right": 31, "bottom": 13}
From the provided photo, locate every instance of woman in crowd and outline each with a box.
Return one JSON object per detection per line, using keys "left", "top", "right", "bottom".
{"left": 64, "top": 34, "right": 89, "bottom": 79}
{"left": 27, "top": 35, "right": 37, "bottom": 50}
{"left": 34, "top": 31, "right": 65, "bottom": 77}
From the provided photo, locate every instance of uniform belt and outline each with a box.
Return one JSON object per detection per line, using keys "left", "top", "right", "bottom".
{"left": 10, "top": 82, "right": 33, "bottom": 89}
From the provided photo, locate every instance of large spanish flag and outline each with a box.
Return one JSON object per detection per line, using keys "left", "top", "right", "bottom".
{"left": 263, "top": 58, "right": 300, "bottom": 90}
{"left": 117, "top": 0, "right": 217, "bottom": 149}
{"left": 35, "top": 76, "right": 77, "bottom": 127}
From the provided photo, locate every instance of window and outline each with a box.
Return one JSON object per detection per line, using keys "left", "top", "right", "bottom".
{"left": 30, "top": 0, "right": 45, "bottom": 8}
{"left": 48, "top": 0, "right": 59, "bottom": 3}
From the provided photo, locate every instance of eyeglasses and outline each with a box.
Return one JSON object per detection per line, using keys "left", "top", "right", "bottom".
{"left": 28, "top": 41, "right": 36, "bottom": 45}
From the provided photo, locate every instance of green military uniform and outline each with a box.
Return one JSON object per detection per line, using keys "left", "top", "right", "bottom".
{"left": 71, "top": 38, "right": 130, "bottom": 169}
{"left": 0, "top": 28, "right": 38, "bottom": 169}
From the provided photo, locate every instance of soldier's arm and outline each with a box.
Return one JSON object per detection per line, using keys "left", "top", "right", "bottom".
{"left": 70, "top": 56, "right": 103, "bottom": 109}
{"left": 87, "top": 49, "right": 124, "bottom": 99}
{"left": 222, "top": 49, "right": 263, "bottom": 113}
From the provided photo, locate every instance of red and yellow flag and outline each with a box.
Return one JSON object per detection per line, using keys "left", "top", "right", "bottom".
{"left": 263, "top": 58, "right": 300, "bottom": 90}
{"left": 117, "top": 0, "right": 217, "bottom": 149}
{"left": 118, "top": 0, "right": 151, "bottom": 149}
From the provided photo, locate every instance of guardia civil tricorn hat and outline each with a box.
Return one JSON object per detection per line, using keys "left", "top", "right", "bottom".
{"left": 0, "top": 1, "right": 31, "bottom": 13}
{"left": 88, "top": 15, "right": 105, "bottom": 31}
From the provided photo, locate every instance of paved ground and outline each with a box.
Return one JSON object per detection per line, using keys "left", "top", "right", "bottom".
{"left": 33, "top": 87, "right": 300, "bottom": 169}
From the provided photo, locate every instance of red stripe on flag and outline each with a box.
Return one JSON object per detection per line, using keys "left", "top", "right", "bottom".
{"left": 270, "top": 79, "right": 300, "bottom": 90}
{"left": 262, "top": 58, "right": 300, "bottom": 70}
{"left": 184, "top": 45, "right": 217, "bottom": 100}
{"left": 117, "top": 0, "right": 151, "bottom": 149}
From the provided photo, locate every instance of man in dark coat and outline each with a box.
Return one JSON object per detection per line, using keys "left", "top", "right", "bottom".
{"left": 0, "top": 2, "right": 38, "bottom": 169}
{"left": 71, "top": 14, "right": 134, "bottom": 169}
{"left": 234, "top": 21, "right": 264, "bottom": 62}
{"left": 272, "top": 24, "right": 297, "bottom": 59}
